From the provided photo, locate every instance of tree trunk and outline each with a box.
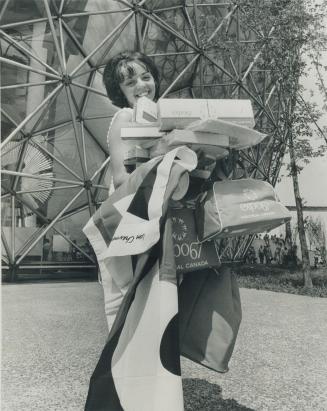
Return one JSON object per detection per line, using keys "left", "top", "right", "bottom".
{"left": 285, "top": 220, "right": 292, "bottom": 245}
{"left": 289, "top": 133, "right": 313, "bottom": 288}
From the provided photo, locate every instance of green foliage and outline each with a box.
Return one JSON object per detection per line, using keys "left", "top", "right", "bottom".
{"left": 232, "top": 0, "right": 327, "bottom": 166}
{"left": 234, "top": 265, "right": 327, "bottom": 297}
{"left": 311, "top": 47, "right": 327, "bottom": 144}
{"left": 304, "top": 216, "right": 327, "bottom": 250}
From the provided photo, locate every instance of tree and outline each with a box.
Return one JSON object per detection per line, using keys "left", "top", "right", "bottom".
{"left": 305, "top": 216, "right": 327, "bottom": 255}
{"left": 233, "top": 0, "right": 327, "bottom": 287}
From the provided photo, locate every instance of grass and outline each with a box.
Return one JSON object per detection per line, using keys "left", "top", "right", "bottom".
{"left": 233, "top": 264, "right": 327, "bottom": 298}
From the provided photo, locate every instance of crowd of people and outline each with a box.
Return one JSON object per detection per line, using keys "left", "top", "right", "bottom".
{"left": 245, "top": 233, "right": 299, "bottom": 267}
{"left": 245, "top": 232, "right": 327, "bottom": 267}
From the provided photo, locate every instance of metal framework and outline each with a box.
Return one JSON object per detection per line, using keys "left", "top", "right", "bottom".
{"left": 1, "top": 0, "right": 288, "bottom": 280}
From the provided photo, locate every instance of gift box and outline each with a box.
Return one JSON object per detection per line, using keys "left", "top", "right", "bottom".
{"left": 207, "top": 99, "right": 255, "bottom": 128}
{"left": 123, "top": 144, "right": 149, "bottom": 165}
{"left": 133, "top": 96, "right": 158, "bottom": 123}
{"left": 158, "top": 98, "right": 255, "bottom": 131}
{"left": 158, "top": 99, "right": 208, "bottom": 130}
{"left": 120, "top": 122, "right": 165, "bottom": 143}
{"left": 195, "top": 179, "right": 291, "bottom": 241}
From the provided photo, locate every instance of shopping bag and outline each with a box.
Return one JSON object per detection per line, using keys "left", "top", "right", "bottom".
{"left": 195, "top": 178, "right": 291, "bottom": 241}
{"left": 171, "top": 208, "right": 220, "bottom": 273}
{"left": 179, "top": 266, "right": 242, "bottom": 372}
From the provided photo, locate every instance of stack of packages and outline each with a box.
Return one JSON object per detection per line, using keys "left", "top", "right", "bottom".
{"left": 122, "top": 96, "right": 263, "bottom": 167}
{"left": 121, "top": 97, "right": 291, "bottom": 249}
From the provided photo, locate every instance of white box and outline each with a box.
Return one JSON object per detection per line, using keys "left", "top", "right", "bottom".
{"left": 134, "top": 96, "right": 158, "bottom": 123}
{"left": 158, "top": 99, "right": 208, "bottom": 131}
{"left": 207, "top": 99, "right": 255, "bottom": 128}
{"left": 121, "top": 124, "right": 165, "bottom": 142}
{"left": 158, "top": 98, "right": 255, "bottom": 130}
{"left": 123, "top": 144, "right": 149, "bottom": 165}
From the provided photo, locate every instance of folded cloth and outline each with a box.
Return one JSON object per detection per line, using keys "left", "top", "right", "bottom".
{"left": 83, "top": 147, "right": 242, "bottom": 411}
{"left": 186, "top": 118, "right": 266, "bottom": 150}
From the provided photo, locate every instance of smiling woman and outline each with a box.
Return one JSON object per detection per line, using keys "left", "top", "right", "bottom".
{"left": 95, "top": 51, "right": 163, "bottom": 330}
{"left": 103, "top": 51, "right": 160, "bottom": 109}
{"left": 101, "top": 52, "right": 160, "bottom": 190}
{"left": 119, "top": 64, "right": 156, "bottom": 107}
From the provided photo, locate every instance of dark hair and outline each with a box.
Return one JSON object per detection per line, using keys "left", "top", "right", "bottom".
{"left": 103, "top": 51, "right": 160, "bottom": 108}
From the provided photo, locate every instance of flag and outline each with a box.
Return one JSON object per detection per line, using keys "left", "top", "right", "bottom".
{"left": 83, "top": 147, "right": 242, "bottom": 411}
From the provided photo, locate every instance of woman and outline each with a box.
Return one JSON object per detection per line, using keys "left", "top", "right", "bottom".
{"left": 103, "top": 51, "right": 160, "bottom": 189}
{"left": 84, "top": 51, "right": 241, "bottom": 411}
{"left": 100, "top": 51, "right": 161, "bottom": 330}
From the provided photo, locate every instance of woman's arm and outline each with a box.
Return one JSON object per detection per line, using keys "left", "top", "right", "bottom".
{"left": 108, "top": 109, "right": 133, "bottom": 189}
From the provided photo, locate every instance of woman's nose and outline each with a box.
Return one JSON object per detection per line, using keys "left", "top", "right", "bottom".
{"left": 136, "top": 78, "right": 146, "bottom": 89}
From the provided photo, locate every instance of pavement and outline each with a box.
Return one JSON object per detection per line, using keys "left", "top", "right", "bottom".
{"left": 2, "top": 281, "right": 327, "bottom": 411}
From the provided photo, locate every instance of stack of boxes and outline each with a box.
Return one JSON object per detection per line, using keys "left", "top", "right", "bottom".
{"left": 122, "top": 96, "right": 266, "bottom": 170}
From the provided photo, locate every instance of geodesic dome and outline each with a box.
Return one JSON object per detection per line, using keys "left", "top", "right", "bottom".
{"left": 1, "top": 0, "right": 285, "bottom": 280}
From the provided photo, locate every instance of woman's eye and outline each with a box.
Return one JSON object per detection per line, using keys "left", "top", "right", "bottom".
{"left": 125, "top": 80, "right": 135, "bottom": 87}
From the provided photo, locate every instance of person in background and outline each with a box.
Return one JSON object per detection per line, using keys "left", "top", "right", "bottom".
{"left": 42, "top": 237, "right": 51, "bottom": 261}
{"left": 264, "top": 233, "right": 269, "bottom": 246}
{"left": 251, "top": 246, "right": 257, "bottom": 264}
{"left": 246, "top": 245, "right": 256, "bottom": 264}
{"left": 279, "top": 233, "right": 285, "bottom": 247}
{"left": 282, "top": 246, "right": 288, "bottom": 266}
{"left": 258, "top": 244, "right": 265, "bottom": 264}
{"left": 263, "top": 244, "right": 270, "bottom": 264}
{"left": 274, "top": 245, "right": 281, "bottom": 265}
{"left": 71, "top": 240, "right": 77, "bottom": 261}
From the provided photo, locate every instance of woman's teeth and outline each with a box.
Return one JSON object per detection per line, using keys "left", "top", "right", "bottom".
{"left": 136, "top": 92, "right": 148, "bottom": 97}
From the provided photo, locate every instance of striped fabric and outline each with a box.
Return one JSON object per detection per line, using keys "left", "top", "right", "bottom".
{"left": 83, "top": 147, "right": 242, "bottom": 411}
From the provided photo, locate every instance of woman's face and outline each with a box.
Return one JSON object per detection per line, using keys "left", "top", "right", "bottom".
{"left": 119, "top": 62, "right": 156, "bottom": 108}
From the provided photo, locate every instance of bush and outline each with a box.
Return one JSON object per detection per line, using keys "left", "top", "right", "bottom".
{"left": 233, "top": 264, "right": 327, "bottom": 298}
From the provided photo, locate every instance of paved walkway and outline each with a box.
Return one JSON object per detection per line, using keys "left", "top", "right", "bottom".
{"left": 2, "top": 281, "right": 327, "bottom": 411}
